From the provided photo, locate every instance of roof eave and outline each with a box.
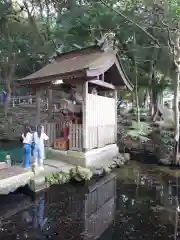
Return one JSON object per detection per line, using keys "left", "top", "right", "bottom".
{"left": 115, "top": 55, "right": 134, "bottom": 91}
{"left": 17, "top": 70, "right": 87, "bottom": 86}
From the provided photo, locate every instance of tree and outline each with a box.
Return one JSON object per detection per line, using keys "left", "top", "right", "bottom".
{"left": 0, "top": 0, "right": 178, "bottom": 148}
{"left": 0, "top": 1, "right": 19, "bottom": 117}
{"left": 97, "top": 0, "right": 180, "bottom": 163}
{"left": 143, "top": 0, "right": 180, "bottom": 163}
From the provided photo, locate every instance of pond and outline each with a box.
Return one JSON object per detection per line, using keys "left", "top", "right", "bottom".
{"left": 0, "top": 140, "right": 23, "bottom": 165}
{"left": 0, "top": 161, "right": 180, "bottom": 240}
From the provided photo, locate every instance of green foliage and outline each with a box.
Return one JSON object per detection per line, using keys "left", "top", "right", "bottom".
{"left": 160, "top": 130, "right": 174, "bottom": 151}
{"left": 45, "top": 166, "right": 93, "bottom": 186}
{"left": 104, "top": 167, "right": 112, "bottom": 173}
{"left": 126, "top": 121, "right": 152, "bottom": 142}
{"left": 45, "top": 171, "right": 70, "bottom": 185}
{"left": 69, "top": 166, "right": 93, "bottom": 182}
{"left": 45, "top": 149, "right": 54, "bottom": 159}
{"left": 0, "top": 0, "right": 178, "bottom": 103}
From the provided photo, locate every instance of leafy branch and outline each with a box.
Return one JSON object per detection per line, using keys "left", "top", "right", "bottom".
{"left": 99, "top": 0, "right": 160, "bottom": 47}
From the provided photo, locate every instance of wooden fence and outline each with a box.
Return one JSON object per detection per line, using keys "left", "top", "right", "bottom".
{"left": 44, "top": 121, "right": 72, "bottom": 147}
{"left": 69, "top": 124, "right": 83, "bottom": 151}
{"left": 44, "top": 123, "right": 56, "bottom": 147}
{"left": 44, "top": 122, "right": 83, "bottom": 151}
{"left": 55, "top": 121, "right": 65, "bottom": 138}
{"left": 10, "top": 95, "right": 47, "bottom": 106}
{"left": 43, "top": 122, "right": 63, "bottom": 147}
{"left": 43, "top": 123, "right": 116, "bottom": 150}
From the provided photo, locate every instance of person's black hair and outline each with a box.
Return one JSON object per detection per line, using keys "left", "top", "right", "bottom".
{"left": 24, "top": 125, "right": 31, "bottom": 137}
{"left": 37, "top": 124, "right": 42, "bottom": 138}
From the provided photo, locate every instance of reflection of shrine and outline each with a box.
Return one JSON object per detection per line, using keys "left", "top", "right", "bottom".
{"left": 0, "top": 174, "right": 116, "bottom": 239}
{"left": 44, "top": 173, "right": 116, "bottom": 239}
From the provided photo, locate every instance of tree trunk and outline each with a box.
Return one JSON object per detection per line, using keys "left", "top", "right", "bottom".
{"left": 172, "top": 32, "right": 180, "bottom": 164}
{"left": 144, "top": 88, "right": 149, "bottom": 108}
{"left": 173, "top": 69, "right": 180, "bottom": 164}
{"left": 149, "top": 60, "right": 155, "bottom": 116}
{"left": 4, "top": 87, "right": 11, "bottom": 118}
{"left": 149, "top": 49, "right": 161, "bottom": 117}
{"left": 158, "top": 92, "right": 163, "bottom": 105}
{"left": 152, "top": 87, "right": 159, "bottom": 120}
{"left": 134, "top": 32, "right": 140, "bottom": 123}
{"left": 4, "top": 57, "right": 15, "bottom": 119}
{"left": 23, "top": 1, "right": 44, "bottom": 45}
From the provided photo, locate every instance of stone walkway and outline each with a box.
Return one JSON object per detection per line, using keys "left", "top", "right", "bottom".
{"left": 30, "top": 159, "right": 74, "bottom": 192}
{"left": 31, "top": 159, "right": 74, "bottom": 182}
{"left": 44, "top": 159, "right": 74, "bottom": 172}
{"left": 0, "top": 160, "right": 74, "bottom": 194}
{"left": 0, "top": 167, "right": 28, "bottom": 181}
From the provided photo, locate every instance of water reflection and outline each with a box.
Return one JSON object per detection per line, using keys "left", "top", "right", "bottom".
{"left": 1, "top": 163, "right": 180, "bottom": 239}
{"left": 28, "top": 199, "right": 47, "bottom": 231}
{"left": 0, "top": 174, "right": 116, "bottom": 240}
{"left": 109, "top": 163, "right": 180, "bottom": 240}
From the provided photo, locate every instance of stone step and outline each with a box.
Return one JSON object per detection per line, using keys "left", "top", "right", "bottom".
{"left": 0, "top": 162, "right": 8, "bottom": 170}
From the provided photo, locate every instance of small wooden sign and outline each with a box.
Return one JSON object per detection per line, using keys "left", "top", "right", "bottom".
{"left": 54, "top": 138, "right": 69, "bottom": 150}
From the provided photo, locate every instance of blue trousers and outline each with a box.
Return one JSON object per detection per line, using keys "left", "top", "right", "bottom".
{"left": 23, "top": 143, "right": 31, "bottom": 168}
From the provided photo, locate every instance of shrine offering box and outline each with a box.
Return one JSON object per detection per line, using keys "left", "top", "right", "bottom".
{"left": 54, "top": 138, "right": 69, "bottom": 150}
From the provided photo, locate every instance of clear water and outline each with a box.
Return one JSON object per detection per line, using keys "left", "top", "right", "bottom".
{"left": 0, "top": 140, "right": 23, "bottom": 165}
{"left": 0, "top": 161, "right": 180, "bottom": 240}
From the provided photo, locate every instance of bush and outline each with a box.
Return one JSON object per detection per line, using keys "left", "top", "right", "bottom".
{"left": 45, "top": 166, "right": 93, "bottom": 186}
{"left": 69, "top": 166, "right": 93, "bottom": 182}
{"left": 160, "top": 130, "right": 174, "bottom": 152}
{"left": 45, "top": 171, "right": 70, "bottom": 185}
{"left": 126, "top": 121, "right": 152, "bottom": 142}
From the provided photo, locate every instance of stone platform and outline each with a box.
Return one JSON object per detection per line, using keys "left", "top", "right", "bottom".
{"left": 0, "top": 166, "right": 34, "bottom": 194}
{"left": 50, "top": 144, "right": 119, "bottom": 168}
{"left": 0, "top": 160, "right": 74, "bottom": 194}
{"left": 29, "top": 160, "right": 74, "bottom": 192}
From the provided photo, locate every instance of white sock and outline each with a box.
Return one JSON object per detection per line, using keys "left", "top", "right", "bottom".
{"left": 39, "top": 159, "right": 44, "bottom": 168}
{"left": 34, "top": 160, "right": 38, "bottom": 166}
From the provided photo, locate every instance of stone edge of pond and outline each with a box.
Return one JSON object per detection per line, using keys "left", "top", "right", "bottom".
{"left": 0, "top": 171, "right": 34, "bottom": 195}
{"left": 29, "top": 170, "right": 116, "bottom": 194}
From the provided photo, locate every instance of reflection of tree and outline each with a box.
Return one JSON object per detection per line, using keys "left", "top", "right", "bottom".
{"left": 152, "top": 173, "right": 180, "bottom": 235}
{"left": 174, "top": 172, "right": 178, "bottom": 240}
{"left": 135, "top": 170, "right": 140, "bottom": 197}
{"left": 117, "top": 164, "right": 180, "bottom": 239}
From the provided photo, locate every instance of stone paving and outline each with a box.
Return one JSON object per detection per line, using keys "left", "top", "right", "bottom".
{"left": 0, "top": 160, "right": 74, "bottom": 194}
{"left": 0, "top": 166, "right": 28, "bottom": 180}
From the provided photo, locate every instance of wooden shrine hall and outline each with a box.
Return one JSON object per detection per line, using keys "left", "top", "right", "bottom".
{"left": 17, "top": 44, "right": 133, "bottom": 167}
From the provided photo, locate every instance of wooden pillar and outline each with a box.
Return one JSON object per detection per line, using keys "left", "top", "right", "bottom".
{"left": 36, "top": 87, "right": 41, "bottom": 126}
{"left": 100, "top": 73, "right": 104, "bottom": 81}
{"left": 47, "top": 88, "right": 52, "bottom": 117}
{"left": 114, "top": 89, "right": 117, "bottom": 142}
{"left": 82, "top": 81, "right": 88, "bottom": 152}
